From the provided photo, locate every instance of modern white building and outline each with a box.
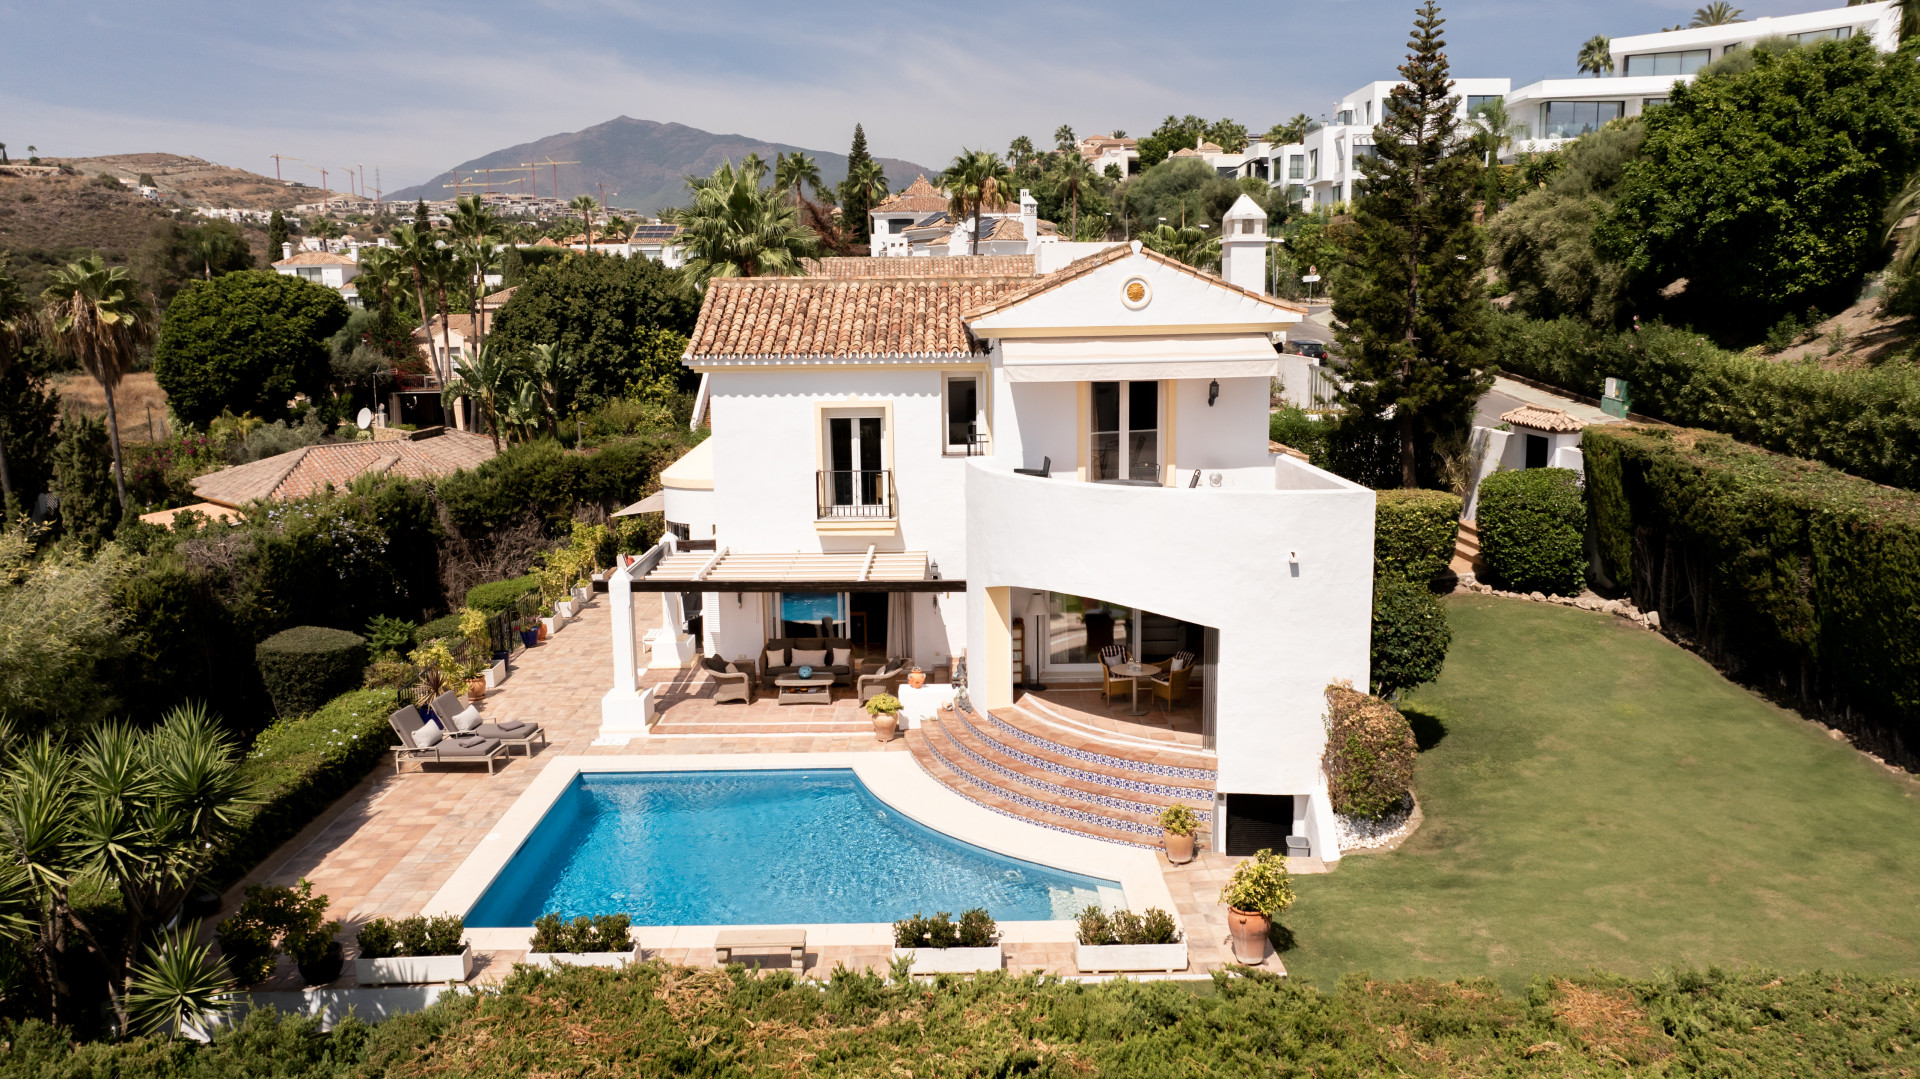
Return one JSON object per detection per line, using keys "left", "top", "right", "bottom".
{"left": 271, "top": 247, "right": 360, "bottom": 290}
{"left": 603, "top": 198, "right": 1376, "bottom": 860}
{"left": 1504, "top": 1, "right": 1899, "bottom": 155}
{"left": 1078, "top": 134, "right": 1140, "bottom": 178}
{"left": 1259, "top": 78, "right": 1512, "bottom": 209}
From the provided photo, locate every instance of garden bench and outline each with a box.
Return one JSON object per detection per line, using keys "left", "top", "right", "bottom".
{"left": 713, "top": 928, "right": 806, "bottom": 970}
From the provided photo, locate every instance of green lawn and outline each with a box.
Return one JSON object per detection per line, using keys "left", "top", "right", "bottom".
{"left": 1284, "top": 594, "right": 1920, "bottom": 990}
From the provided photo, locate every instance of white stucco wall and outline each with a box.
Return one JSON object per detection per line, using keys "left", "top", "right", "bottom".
{"left": 662, "top": 487, "right": 715, "bottom": 539}
{"left": 963, "top": 457, "right": 1374, "bottom": 801}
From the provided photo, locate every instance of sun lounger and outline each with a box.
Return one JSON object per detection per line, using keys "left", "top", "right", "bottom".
{"left": 430, "top": 691, "right": 548, "bottom": 756}
{"left": 388, "top": 705, "right": 508, "bottom": 774}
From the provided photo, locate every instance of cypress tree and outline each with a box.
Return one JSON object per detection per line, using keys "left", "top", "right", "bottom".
{"left": 414, "top": 198, "right": 431, "bottom": 234}
{"left": 267, "top": 210, "right": 288, "bottom": 259}
{"left": 841, "top": 124, "right": 873, "bottom": 247}
{"left": 1332, "top": 1, "right": 1490, "bottom": 488}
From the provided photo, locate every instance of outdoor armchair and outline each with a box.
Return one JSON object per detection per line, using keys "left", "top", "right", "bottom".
{"left": 703, "top": 654, "right": 753, "bottom": 704}
{"left": 1098, "top": 645, "right": 1131, "bottom": 705}
{"left": 858, "top": 658, "right": 907, "bottom": 703}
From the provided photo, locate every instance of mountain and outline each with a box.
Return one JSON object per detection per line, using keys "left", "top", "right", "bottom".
{"left": 388, "top": 117, "right": 939, "bottom": 214}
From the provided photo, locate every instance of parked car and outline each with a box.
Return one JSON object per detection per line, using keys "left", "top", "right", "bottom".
{"left": 1292, "top": 341, "right": 1327, "bottom": 359}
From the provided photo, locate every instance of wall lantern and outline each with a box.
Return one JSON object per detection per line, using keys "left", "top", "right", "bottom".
{"left": 1208, "top": 379, "right": 1220, "bottom": 406}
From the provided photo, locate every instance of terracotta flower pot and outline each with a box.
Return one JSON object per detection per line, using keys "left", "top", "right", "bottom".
{"left": 1226, "top": 907, "right": 1270, "bottom": 964}
{"left": 1163, "top": 830, "right": 1196, "bottom": 865}
{"left": 872, "top": 710, "right": 899, "bottom": 742}
{"left": 538, "top": 623, "right": 549, "bottom": 642}
{"left": 907, "top": 668, "right": 926, "bottom": 689}
{"left": 466, "top": 678, "right": 487, "bottom": 702}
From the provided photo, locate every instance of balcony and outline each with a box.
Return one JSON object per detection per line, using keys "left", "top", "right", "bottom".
{"left": 816, "top": 469, "right": 895, "bottom": 521}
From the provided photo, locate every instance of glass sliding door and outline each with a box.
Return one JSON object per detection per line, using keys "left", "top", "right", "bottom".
{"left": 1088, "top": 381, "right": 1160, "bottom": 484}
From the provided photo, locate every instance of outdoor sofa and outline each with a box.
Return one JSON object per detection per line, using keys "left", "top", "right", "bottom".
{"left": 756, "top": 638, "right": 857, "bottom": 688}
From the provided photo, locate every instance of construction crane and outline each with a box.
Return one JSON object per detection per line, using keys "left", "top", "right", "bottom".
{"left": 270, "top": 154, "right": 300, "bottom": 181}
{"left": 542, "top": 157, "right": 580, "bottom": 198}
{"left": 304, "top": 163, "right": 329, "bottom": 193}
{"left": 442, "top": 176, "right": 479, "bottom": 198}
{"left": 344, "top": 164, "right": 367, "bottom": 198}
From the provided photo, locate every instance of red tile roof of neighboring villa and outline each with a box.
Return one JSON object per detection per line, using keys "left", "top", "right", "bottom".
{"left": 685, "top": 275, "right": 1031, "bottom": 360}
{"left": 191, "top": 429, "right": 498, "bottom": 508}
{"left": 871, "top": 175, "right": 949, "bottom": 214}
{"left": 801, "top": 255, "right": 1035, "bottom": 278}
{"left": 1500, "top": 404, "right": 1586, "bottom": 433}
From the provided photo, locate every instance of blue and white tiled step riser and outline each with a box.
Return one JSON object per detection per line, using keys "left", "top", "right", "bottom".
{"left": 949, "top": 712, "right": 1215, "bottom": 802}
{"left": 971, "top": 705, "right": 1217, "bottom": 783}
{"left": 918, "top": 734, "right": 1165, "bottom": 842}
{"left": 930, "top": 719, "right": 1213, "bottom": 825}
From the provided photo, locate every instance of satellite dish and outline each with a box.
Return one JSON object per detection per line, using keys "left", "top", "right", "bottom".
{"left": 356, "top": 407, "right": 373, "bottom": 430}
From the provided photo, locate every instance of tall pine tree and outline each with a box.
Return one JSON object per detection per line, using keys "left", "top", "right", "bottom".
{"left": 1332, "top": 1, "right": 1490, "bottom": 488}
{"left": 839, "top": 124, "right": 874, "bottom": 248}
{"left": 414, "top": 198, "right": 432, "bottom": 234}
{"left": 267, "top": 210, "right": 288, "bottom": 260}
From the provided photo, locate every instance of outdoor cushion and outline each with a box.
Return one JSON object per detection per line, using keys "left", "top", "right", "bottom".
{"left": 412, "top": 723, "right": 444, "bottom": 749}
{"left": 794, "top": 648, "right": 828, "bottom": 668}
{"left": 435, "top": 735, "right": 500, "bottom": 756}
{"left": 491, "top": 719, "right": 528, "bottom": 733}
{"left": 1170, "top": 656, "right": 1190, "bottom": 671}
{"left": 451, "top": 705, "right": 484, "bottom": 732}
{"left": 764, "top": 648, "right": 786, "bottom": 668}
{"left": 830, "top": 647, "right": 850, "bottom": 668}
{"left": 703, "top": 654, "right": 729, "bottom": 674}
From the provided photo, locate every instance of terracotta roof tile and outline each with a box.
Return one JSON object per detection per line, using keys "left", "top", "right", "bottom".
{"left": 191, "top": 430, "right": 498, "bottom": 508}
{"left": 686, "top": 275, "right": 1030, "bottom": 360}
{"left": 802, "top": 255, "right": 1035, "bottom": 278}
{"left": 1500, "top": 404, "right": 1585, "bottom": 433}
{"left": 960, "top": 242, "right": 1307, "bottom": 320}
{"left": 272, "top": 251, "right": 357, "bottom": 266}
{"left": 872, "top": 175, "right": 950, "bottom": 214}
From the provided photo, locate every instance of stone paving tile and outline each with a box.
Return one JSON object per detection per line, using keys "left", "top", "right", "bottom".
{"left": 232, "top": 590, "right": 1306, "bottom": 986}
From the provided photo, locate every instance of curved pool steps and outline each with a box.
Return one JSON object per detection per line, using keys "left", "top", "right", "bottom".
{"left": 906, "top": 726, "right": 1167, "bottom": 850}
{"left": 1008, "top": 694, "right": 1215, "bottom": 765}
{"left": 947, "top": 708, "right": 1214, "bottom": 806}
{"left": 991, "top": 703, "right": 1217, "bottom": 781}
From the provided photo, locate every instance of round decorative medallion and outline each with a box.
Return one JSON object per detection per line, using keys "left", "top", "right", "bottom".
{"left": 1121, "top": 276, "right": 1152, "bottom": 310}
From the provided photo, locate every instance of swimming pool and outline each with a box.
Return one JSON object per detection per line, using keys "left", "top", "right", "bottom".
{"left": 465, "top": 769, "right": 1123, "bottom": 927}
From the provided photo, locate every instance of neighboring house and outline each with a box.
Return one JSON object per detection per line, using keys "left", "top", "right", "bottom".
{"left": 272, "top": 248, "right": 361, "bottom": 291}
{"left": 1259, "top": 78, "right": 1511, "bottom": 209}
{"left": 607, "top": 195, "right": 1375, "bottom": 861}
{"left": 869, "top": 175, "right": 958, "bottom": 256}
{"left": 1078, "top": 134, "right": 1140, "bottom": 177}
{"left": 1504, "top": 1, "right": 1897, "bottom": 156}
{"left": 872, "top": 180, "right": 1089, "bottom": 257}
{"left": 189, "top": 427, "right": 498, "bottom": 510}
{"left": 628, "top": 222, "right": 686, "bottom": 268}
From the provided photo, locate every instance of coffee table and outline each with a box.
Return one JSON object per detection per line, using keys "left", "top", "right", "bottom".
{"left": 775, "top": 674, "right": 835, "bottom": 705}
{"left": 1112, "top": 661, "right": 1162, "bottom": 716}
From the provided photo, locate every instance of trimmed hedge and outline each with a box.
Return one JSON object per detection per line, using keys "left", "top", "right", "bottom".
{"left": 1374, "top": 489, "right": 1462, "bottom": 582}
{"left": 465, "top": 574, "right": 539, "bottom": 616}
{"left": 414, "top": 613, "right": 461, "bottom": 647}
{"left": 1490, "top": 310, "right": 1920, "bottom": 491}
{"left": 209, "top": 687, "right": 399, "bottom": 886}
{"left": 1370, "top": 577, "right": 1452, "bottom": 697}
{"left": 1476, "top": 468, "right": 1587, "bottom": 594}
{"left": 436, "top": 437, "right": 680, "bottom": 535}
{"left": 255, "top": 626, "right": 367, "bottom": 718}
{"left": 1585, "top": 423, "right": 1920, "bottom": 769}
{"left": 1323, "top": 682, "right": 1417, "bottom": 818}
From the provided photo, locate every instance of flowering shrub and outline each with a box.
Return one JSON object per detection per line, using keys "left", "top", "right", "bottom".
{"left": 1322, "top": 681, "right": 1417, "bottom": 819}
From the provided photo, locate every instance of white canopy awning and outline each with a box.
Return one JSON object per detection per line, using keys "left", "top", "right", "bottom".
{"left": 611, "top": 491, "right": 665, "bottom": 517}
{"left": 998, "top": 334, "right": 1282, "bottom": 382}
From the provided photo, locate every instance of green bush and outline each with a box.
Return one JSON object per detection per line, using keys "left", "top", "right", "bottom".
{"left": 436, "top": 437, "right": 684, "bottom": 536}
{"left": 464, "top": 574, "right": 539, "bottom": 616}
{"left": 414, "top": 613, "right": 461, "bottom": 647}
{"left": 1475, "top": 467, "right": 1587, "bottom": 594}
{"left": 255, "top": 626, "right": 367, "bottom": 718}
{"left": 1374, "top": 489, "right": 1461, "bottom": 582}
{"left": 152, "top": 271, "right": 350, "bottom": 425}
{"left": 892, "top": 911, "right": 964, "bottom": 949}
{"left": 209, "top": 688, "right": 399, "bottom": 887}
{"left": 1585, "top": 423, "right": 1920, "bottom": 769}
{"left": 214, "top": 879, "right": 339, "bottom": 986}
{"left": 363, "top": 614, "right": 415, "bottom": 659}
{"left": 1489, "top": 310, "right": 1920, "bottom": 491}
{"left": 1370, "top": 577, "right": 1451, "bottom": 698}
{"left": 1268, "top": 406, "right": 1329, "bottom": 463}
{"left": 1323, "top": 682, "right": 1418, "bottom": 819}
{"left": 355, "top": 915, "right": 464, "bottom": 959}
{"left": 529, "top": 914, "right": 632, "bottom": 954}
{"left": 1075, "top": 906, "right": 1182, "bottom": 946}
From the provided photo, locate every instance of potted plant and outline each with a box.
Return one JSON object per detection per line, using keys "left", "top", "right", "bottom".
{"left": 214, "top": 878, "right": 343, "bottom": 987}
{"left": 890, "top": 909, "right": 1002, "bottom": 974}
{"left": 518, "top": 619, "right": 539, "bottom": 648}
{"left": 1219, "top": 848, "right": 1294, "bottom": 964}
{"left": 1159, "top": 803, "right": 1200, "bottom": 865}
{"left": 539, "top": 601, "right": 558, "bottom": 638}
{"left": 1073, "top": 905, "right": 1188, "bottom": 973}
{"left": 524, "top": 913, "right": 639, "bottom": 968}
{"left": 907, "top": 666, "right": 927, "bottom": 689}
{"left": 866, "top": 693, "right": 904, "bottom": 742}
{"left": 354, "top": 914, "right": 472, "bottom": 985}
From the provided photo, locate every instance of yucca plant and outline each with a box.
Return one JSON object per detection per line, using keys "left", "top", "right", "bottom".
{"left": 126, "top": 922, "right": 235, "bottom": 1037}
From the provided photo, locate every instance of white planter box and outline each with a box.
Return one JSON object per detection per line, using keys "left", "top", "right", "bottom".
{"left": 354, "top": 945, "right": 472, "bottom": 986}
{"left": 890, "top": 946, "right": 1003, "bottom": 974}
{"left": 541, "top": 616, "right": 561, "bottom": 635}
{"left": 483, "top": 659, "right": 507, "bottom": 690}
{"left": 1074, "top": 942, "right": 1188, "bottom": 973}
{"left": 555, "top": 600, "right": 575, "bottom": 619}
{"left": 572, "top": 586, "right": 591, "bottom": 606}
{"left": 523, "top": 947, "right": 638, "bottom": 969}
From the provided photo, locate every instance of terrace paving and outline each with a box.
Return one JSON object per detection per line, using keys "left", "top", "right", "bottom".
{"left": 225, "top": 592, "right": 1295, "bottom": 991}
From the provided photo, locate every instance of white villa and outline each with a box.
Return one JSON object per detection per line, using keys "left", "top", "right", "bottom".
{"left": 604, "top": 196, "right": 1375, "bottom": 862}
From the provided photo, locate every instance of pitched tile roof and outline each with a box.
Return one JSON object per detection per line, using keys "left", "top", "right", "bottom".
{"left": 960, "top": 241, "right": 1308, "bottom": 320}
{"left": 802, "top": 255, "right": 1036, "bottom": 278}
{"left": 1500, "top": 404, "right": 1586, "bottom": 433}
{"left": 191, "top": 429, "right": 498, "bottom": 508}
{"left": 414, "top": 313, "right": 483, "bottom": 341}
{"left": 686, "top": 275, "right": 1031, "bottom": 361}
{"left": 272, "top": 251, "right": 357, "bottom": 267}
{"left": 479, "top": 285, "right": 517, "bottom": 309}
{"left": 872, "top": 175, "right": 949, "bottom": 214}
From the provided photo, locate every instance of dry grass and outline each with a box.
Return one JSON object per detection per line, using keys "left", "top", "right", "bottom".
{"left": 51, "top": 372, "right": 172, "bottom": 442}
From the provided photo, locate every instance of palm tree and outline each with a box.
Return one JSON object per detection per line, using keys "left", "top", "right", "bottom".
{"left": 847, "top": 158, "right": 889, "bottom": 213}
{"left": 1468, "top": 98, "right": 1527, "bottom": 157}
{"left": 1053, "top": 151, "right": 1098, "bottom": 241}
{"left": 569, "top": 194, "right": 599, "bottom": 251}
{"left": 503, "top": 379, "right": 545, "bottom": 443}
{"left": 391, "top": 226, "right": 445, "bottom": 383}
{"left": 41, "top": 257, "right": 151, "bottom": 511}
{"left": 1690, "top": 2, "right": 1743, "bottom": 26}
{"left": 442, "top": 343, "right": 515, "bottom": 451}
{"left": 527, "top": 342, "right": 572, "bottom": 437}
{"left": 0, "top": 252, "right": 33, "bottom": 508}
{"left": 939, "top": 149, "right": 1014, "bottom": 255}
{"left": 1139, "top": 223, "right": 1219, "bottom": 271}
{"left": 449, "top": 195, "right": 502, "bottom": 346}
{"left": 774, "top": 152, "right": 824, "bottom": 203}
{"left": 1264, "top": 115, "right": 1316, "bottom": 145}
{"left": 190, "top": 228, "right": 237, "bottom": 280}
{"left": 1054, "top": 125, "right": 1077, "bottom": 154}
{"left": 739, "top": 152, "right": 769, "bottom": 185}
{"left": 1577, "top": 35, "right": 1613, "bottom": 76}
{"left": 665, "top": 162, "right": 819, "bottom": 286}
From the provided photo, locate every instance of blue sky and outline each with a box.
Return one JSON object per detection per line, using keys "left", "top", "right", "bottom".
{"left": 0, "top": 0, "right": 1835, "bottom": 190}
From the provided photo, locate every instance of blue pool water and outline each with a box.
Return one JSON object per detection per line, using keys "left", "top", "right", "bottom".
{"left": 466, "top": 770, "right": 1122, "bottom": 927}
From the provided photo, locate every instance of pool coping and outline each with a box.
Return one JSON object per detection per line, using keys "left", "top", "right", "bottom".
{"left": 425, "top": 753, "right": 1176, "bottom": 951}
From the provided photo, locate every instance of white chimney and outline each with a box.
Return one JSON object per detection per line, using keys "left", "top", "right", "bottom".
{"left": 1019, "top": 188, "right": 1038, "bottom": 251}
{"left": 281, "top": 242, "right": 292, "bottom": 261}
{"left": 1219, "top": 194, "right": 1270, "bottom": 294}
